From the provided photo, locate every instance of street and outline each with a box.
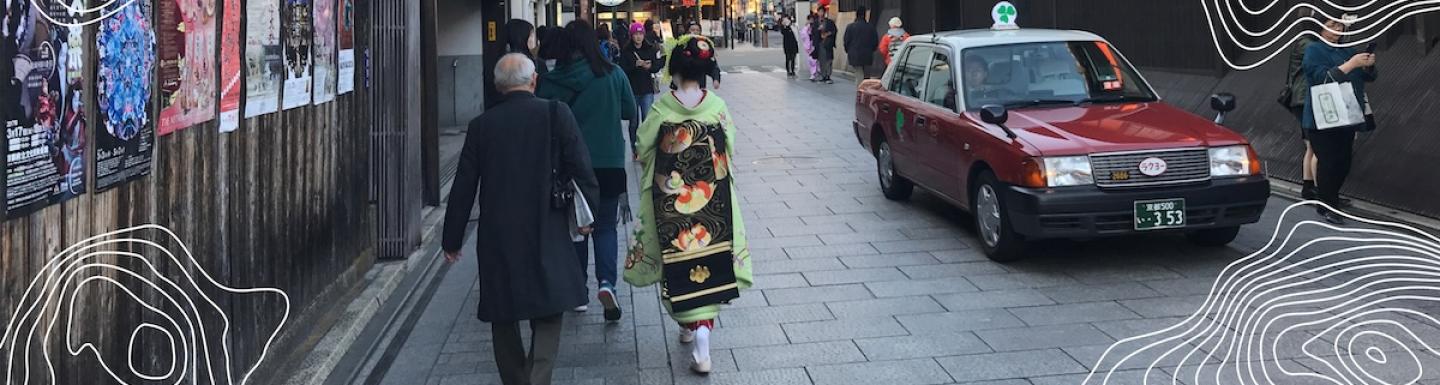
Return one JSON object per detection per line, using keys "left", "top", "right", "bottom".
{"left": 369, "top": 57, "right": 1440, "bottom": 385}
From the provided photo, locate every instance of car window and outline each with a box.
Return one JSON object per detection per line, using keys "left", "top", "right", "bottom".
{"left": 959, "top": 41, "right": 1157, "bottom": 110}
{"left": 888, "top": 46, "right": 933, "bottom": 99}
{"left": 923, "top": 51, "right": 957, "bottom": 112}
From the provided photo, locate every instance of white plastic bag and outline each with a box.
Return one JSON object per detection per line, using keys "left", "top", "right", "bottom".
{"left": 1310, "top": 80, "right": 1365, "bottom": 130}
{"left": 569, "top": 181, "right": 595, "bottom": 242}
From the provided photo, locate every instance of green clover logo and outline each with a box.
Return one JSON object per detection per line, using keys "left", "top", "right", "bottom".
{"left": 997, "top": 4, "right": 1016, "bottom": 23}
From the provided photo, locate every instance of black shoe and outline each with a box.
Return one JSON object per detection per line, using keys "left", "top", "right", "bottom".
{"left": 598, "top": 286, "right": 623, "bottom": 322}
{"left": 1316, "top": 207, "right": 1347, "bottom": 225}
{"left": 1300, "top": 182, "right": 1317, "bottom": 200}
{"left": 824, "top": 79, "right": 834, "bottom": 84}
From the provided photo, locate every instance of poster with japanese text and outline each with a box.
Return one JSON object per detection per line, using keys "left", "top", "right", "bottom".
{"left": 281, "top": 0, "right": 312, "bottom": 110}
{"left": 245, "top": 0, "right": 282, "bottom": 117}
{"left": 337, "top": 0, "right": 354, "bottom": 94}
{"left": 157, "top": 0, "right": 219, "bottom": 135}
{"left": 1, "top": 0, "right": 88, "bottom": 218}
{"left": 219, "top": 0, "right": 242, "bottom": 131}
{"left": 311, "top": 0, "right": 335, "bottom": 104}
{"left": 95, "top": 0, "right": 157, "bottom": 191}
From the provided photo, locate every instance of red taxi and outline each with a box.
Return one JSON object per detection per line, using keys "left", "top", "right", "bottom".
{"left": 854, "top": 28, "right": 1270, "bottom": 262}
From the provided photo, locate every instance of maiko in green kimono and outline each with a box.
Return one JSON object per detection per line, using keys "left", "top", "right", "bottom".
{"left": 623, "top": 35, "right": 751, "bottom": 375}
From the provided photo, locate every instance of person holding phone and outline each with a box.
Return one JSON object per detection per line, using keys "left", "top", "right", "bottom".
{"left": 1300, "top": 15, "right": 1378, "bottom": 224}
{"left": 622, "top": 22, "right": 664, "bottom": 157}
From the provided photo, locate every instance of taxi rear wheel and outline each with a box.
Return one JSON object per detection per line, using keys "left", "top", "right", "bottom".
{"left": 876, "top": 140, "right": 913, "bottom": 201}
{"left": 972, "top": 171, "right": 1026, "bottom": 262}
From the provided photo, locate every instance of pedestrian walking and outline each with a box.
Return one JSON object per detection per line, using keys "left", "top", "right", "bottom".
{"left": 506, "top": 19, "right": 548, "bottom": 76}
{"left": 800, "top": 13, "right": 818, "bottom": 81}
{"left": 816, "top": 7, "right": 839, "bottom": 83}
{"left": 442, "top": 53, "right": 598, "bottom": 385}
{"left": 625, "top": 35, "right": 753, "bottom": 375}
{"left": 537, "top": 20, "right": 639, "bottom": 321}
{"left": 878, "top": 17, "right": 909, "bottom": 68}
{"left": 598, "top": 27, "right": 621, "bottom": 64}
{"left": 663, "top": 23, "right": 723, "bottom": 90}
{"left": 780, "top": 15, "right": 800, "bottom": 78}
{"left": 843, "top": 6, "right": 879, "bottom": 79}
{"left": 621, "top": 22, "right": 664, "bottom": 156}
{"left": 1301, "top": 15, "right": 1378, "bottom": 225}
{"left": 1282, "top": 12, "right": 1318, "bottom": 201}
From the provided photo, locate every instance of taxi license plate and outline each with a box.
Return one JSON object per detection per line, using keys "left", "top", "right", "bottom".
{"left": 1134, "top": 198, "right": 1186, "bottom": 230}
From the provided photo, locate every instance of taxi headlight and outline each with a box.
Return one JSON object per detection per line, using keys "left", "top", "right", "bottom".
{"left": 1209, "top": 145, "right": 1252, "bottom": 177}
{"left": 1043, "top": 156, "right": 1094, "bottom": 187}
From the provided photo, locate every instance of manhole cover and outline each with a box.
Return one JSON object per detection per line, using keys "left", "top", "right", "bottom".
{"left": 752, "top": 155, "right": 820, "bottom": 166}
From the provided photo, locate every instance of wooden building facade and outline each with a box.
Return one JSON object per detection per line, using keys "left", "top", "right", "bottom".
{"left": 0, "top": 0, "right": 429, "bottom": 382}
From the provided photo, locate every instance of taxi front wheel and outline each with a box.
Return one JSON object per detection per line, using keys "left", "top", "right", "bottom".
{"left": 876, "top": 141, "right": 914, "bottom": 201}
{"left": 972, "top": 171, "right": 1026, "bottom": 262}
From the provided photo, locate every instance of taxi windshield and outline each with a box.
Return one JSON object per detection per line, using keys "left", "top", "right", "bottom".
{"left": 959, "top": 41, "right": 1157, "bottom": 110}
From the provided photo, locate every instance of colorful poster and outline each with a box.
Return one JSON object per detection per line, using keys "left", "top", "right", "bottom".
{"left": 157, "top": 0, "right": 219, "bottom": 135}
{"left": 311, "top": 0, "right": 335, "bottom": 104}
{"left": 281, "top": 0, "right": 312, "bottom": 110}
{"left": 95, "top": 0, "right": 157, "bottom": 190}
{"left": 337, "top": 0, "right": 354, "bottom": 94}
{"left": 2, "top": 0, "right": 88, "bottom": 218}
{"left": 219, "top": 0, "right": 242, "bottom": 131}
{"left": 245, "top": 0, "right": 282, "bottom": 117}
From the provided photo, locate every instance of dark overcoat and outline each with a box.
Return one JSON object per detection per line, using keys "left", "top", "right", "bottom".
{"left": 442, "top": 91, "right": 599, "bottom": 323}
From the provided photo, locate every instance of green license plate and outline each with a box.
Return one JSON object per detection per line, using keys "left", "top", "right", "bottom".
{"left": 1134, "top": 198, "right": 1186, "bottom": 230}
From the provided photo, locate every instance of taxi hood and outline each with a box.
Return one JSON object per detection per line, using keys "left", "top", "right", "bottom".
{"left": 1001, "top": 102, "right": 1249, "bottom": 156}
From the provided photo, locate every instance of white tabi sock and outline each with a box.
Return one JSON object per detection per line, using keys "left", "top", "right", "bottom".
{"left": 692, "top": 326, "right": 711, "bottom": 363}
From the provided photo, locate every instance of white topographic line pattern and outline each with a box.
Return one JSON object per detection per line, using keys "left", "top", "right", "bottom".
{"left": 1203, "top": 0, "right": 1440, "bottom": 70}
{"left": 0, "top": 224, "right": 290, "bottom": 385}
{"left": 1082, "top": 201, "right": 1440, "bottom": 385}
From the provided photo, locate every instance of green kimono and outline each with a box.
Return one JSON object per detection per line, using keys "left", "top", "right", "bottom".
{"left": 624, "top": 91, "right": 753, "bottom": 323}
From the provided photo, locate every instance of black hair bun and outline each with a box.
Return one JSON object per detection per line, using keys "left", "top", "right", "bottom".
{"left": 668, "top": 36, "right": 717, "bottom": 81}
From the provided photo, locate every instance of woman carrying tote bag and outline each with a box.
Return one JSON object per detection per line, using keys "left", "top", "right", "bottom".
{"left": 1300, "top": 15, "right": 1377, "bottom": 225}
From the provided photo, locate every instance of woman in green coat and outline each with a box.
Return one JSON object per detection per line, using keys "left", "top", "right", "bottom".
{"left": 624, "top": 35, "right": 752, "bottom": 375}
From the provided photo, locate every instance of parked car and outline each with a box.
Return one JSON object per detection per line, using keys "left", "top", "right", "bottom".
{"left": 853, "top": 28, "right": 1269, "bottom": 262}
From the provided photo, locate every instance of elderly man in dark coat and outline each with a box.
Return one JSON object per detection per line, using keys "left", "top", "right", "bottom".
{"left": 442, "top": 53, "right": 599, "bottom": 385}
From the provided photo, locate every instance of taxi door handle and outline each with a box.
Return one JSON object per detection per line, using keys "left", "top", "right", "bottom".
{"left": 914, "top": 115, "right": 928, "bottom": 126}
{"left": 878, "top": 103, "right": 891, "bottom": 113}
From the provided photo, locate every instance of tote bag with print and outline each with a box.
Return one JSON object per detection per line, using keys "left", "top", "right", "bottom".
{"left": 1310, "top": 79, "right": 1365, "bottom": 130}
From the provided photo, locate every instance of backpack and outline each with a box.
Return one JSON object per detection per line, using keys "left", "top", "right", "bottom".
{"left": 885, "top": 33, "right": 908, "bottom": 63}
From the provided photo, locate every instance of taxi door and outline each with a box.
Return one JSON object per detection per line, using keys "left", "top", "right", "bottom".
{"left": 878, "top": 45, "right": 941, "bottom": 188}
{"left": 908, "top": 47, "right": 968, "bottom": 201}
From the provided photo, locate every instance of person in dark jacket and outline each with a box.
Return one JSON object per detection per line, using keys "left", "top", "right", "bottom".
{"left": 815, "top": 7, "right": 838, "bottom": 83}
{"left": 442, "top": 53, "right": 597, "bottom": 385}
{"left": 621, "top": 22, "right": 663, "bottom": 156}
{"left": 536, "top": 20, "right": 638, "bottom": 321}
{"left": 843, "top": 6, "right": 879, "bottom": 79}
{"left": 1284, "top": 9, "right": 1318, "bottom": 200}
{"left": 506, "top": 19, "right": 548, "bottom": 75}
{"left": 1300, "top": 15, "right": 1377, "bottom": 225}
{"left": 780, "top": 14, "right": 800, "bottom": 78}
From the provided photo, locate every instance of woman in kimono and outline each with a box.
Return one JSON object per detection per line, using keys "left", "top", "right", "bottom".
{"left": 624, "top": 35, "right": 752, "bottom": 376}
{"left": 799, "top": 12, "right": 819, "bottom": 81}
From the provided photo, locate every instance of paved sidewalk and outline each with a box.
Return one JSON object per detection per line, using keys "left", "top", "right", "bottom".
{"left": 372, "top": 72, "right": 1440, "bottom": 385}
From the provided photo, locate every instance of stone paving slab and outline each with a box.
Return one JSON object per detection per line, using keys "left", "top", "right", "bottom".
{"left": 374, "top": 72, "right": 1426, "bottom": 385}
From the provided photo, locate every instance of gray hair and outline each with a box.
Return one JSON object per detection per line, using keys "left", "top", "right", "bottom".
{"left": 494, "top": 53, "right": 537, "bottom": 90}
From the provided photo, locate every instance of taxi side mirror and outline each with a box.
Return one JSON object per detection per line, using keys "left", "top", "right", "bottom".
{"left": 980, "top": 104, "right": 1008, "bottom": 124}
{"left": 1210, "top": 93, "right": 1236, "bottom": 112}
{"left": 1210, "top": 93, "right": 1236, "bottom": 125}
{"left": 979, "top": 104, "right": 1018, "bottom": 139}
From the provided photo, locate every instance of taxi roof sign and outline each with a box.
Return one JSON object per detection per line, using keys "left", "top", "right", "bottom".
{"left": 992, "top": 1, "right": 1019, "bottom": 30}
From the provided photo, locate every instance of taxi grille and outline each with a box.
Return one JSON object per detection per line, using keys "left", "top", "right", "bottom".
{"left": 1091, "top": 148, "right": 1211, "bottom": 188}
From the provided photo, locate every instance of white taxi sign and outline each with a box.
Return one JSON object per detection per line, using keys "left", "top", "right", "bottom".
{"left": 992, "top": 1, "right": 1019, "bottom": 30}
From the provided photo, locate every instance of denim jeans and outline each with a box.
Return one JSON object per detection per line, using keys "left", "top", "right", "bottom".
{"left": 574, "top": 191, "right": 621, "bottom": 295}
{"left": 629, "top": 93, "right": 656, "bottom": 152}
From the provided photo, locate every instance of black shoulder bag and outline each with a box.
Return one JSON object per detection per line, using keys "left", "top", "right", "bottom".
{"left": 548, "top": 101, "right": 574, "bottom": 209}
